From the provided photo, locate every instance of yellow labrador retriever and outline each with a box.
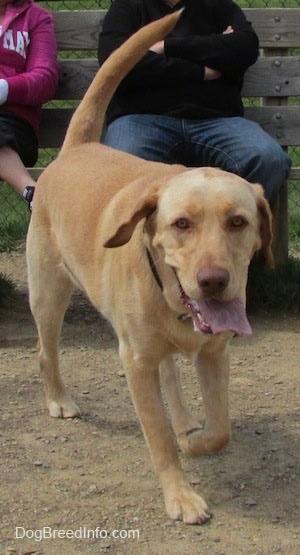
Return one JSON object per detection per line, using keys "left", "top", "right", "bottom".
{"left": 27, "top": 11, "right": 274, "bottom": 524}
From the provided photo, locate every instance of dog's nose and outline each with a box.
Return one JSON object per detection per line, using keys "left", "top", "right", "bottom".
{"left": 197, "top": 267, "right": 229, "bottom": 297}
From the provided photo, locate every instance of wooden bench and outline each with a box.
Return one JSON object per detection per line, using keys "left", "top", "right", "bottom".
{"left": 33, "top": 5, "right": 300, "bottom": 262}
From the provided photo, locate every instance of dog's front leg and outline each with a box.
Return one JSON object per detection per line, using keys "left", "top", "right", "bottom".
{"left": 178, "top": 339, "right": 232, "bottom": 456}
{"left": 125, "top": 357, "right": 211, "bottom": 524}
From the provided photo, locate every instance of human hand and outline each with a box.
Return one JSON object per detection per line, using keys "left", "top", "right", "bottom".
{"left": 223, "top": 25, "right": 234, "bottom": 35}
{"left": 0, "top": 79, "right": 9, "bottom": 105}
{"left": 204, "top": 67, "right": 222, "bottom": 80}
{"left": 149, "top": 40, "right": 164, "bottom": 54}
{"left": 203, "top": 25, "right": 233, "bottom": 79}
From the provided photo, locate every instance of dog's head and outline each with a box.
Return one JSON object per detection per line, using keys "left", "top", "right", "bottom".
{"left": 103, "top": 167, "right": 273, "bottom": 335}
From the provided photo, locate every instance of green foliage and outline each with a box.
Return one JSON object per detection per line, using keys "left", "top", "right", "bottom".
{"left": 0, "top": 221, "right": 28, "bottom": 252}
{"left": 247, "top": 255, "right": 300, "bottom": 313}
{"left": 0, "top": 184, "right": 29, "bottom": 252}
{"left": 0, "top": 272, "right": 15, "bottom": 306}
{"left": 238, "top": 0, "right": 299, "bottom": 7}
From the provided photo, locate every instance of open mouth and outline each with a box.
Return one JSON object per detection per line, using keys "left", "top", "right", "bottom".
{"left": 179, "top": 284, "right": 252, "bottom": 337}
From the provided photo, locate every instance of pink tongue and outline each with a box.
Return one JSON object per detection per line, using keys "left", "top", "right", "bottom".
{"left": 198, "top": 297, "right": 252, "bottom": 337}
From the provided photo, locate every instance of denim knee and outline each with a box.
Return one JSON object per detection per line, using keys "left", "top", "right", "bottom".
{"left": 242, "top": 142, "right": 291, "bottom": 206}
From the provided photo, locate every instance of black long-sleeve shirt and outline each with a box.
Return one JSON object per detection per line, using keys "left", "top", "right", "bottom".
{"left": 98, "top": 0, "right": 259, "bottom": 125}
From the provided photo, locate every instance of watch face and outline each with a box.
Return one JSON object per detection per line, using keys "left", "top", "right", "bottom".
{"left": 22, "top": 186, "right": 35, "bottom": 210}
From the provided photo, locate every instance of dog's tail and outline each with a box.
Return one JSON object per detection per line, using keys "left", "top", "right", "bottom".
{"left": 61, "top": 10, "right": 182, "bottom": 152}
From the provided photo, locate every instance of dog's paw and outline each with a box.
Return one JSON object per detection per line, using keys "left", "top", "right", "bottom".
{"left": 165, "top": 484, "right": 212, "bottom": 525}
{"left": 48, "top": 397, "right": 81, "bottom": 418}
{"left": 178, "top": 428, "right": 230, "bottom": 457}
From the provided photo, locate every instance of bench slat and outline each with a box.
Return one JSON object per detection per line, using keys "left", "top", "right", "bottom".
{"left": 52, "top": 10, "right": 105, "bottom": 51}
{"left": 55, "top": 57, "right": 300, "bottom": 100}
{"left": 242, "top": 56, "right": 300, "bottom": 97}
{"left": 57, "top": 59, "right": 97, "bottom": 99}
{"left": 244, "top": 8, "right": 300, "bottom": 48}
{"left": 244, "top": 106, "right": 300, "bottom": 146}
{"left": 39, "top": 106, "right": 300, "bottom": 149}
{"left": 51, "top": 9, "right": 300, "bottom": 51}
{"left": 289, "top": 167, "right": 300, "bottom": 179}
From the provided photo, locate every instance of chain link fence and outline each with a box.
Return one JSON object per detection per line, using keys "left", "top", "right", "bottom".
{"left": 1, "top": 0, "right": 299, "bottom": 248}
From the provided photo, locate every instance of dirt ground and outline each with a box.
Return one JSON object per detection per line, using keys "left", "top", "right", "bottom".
{"left": 0, "top": 250, "right": 299, "bottom": 555}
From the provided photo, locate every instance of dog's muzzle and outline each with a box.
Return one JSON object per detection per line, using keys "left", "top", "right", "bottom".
{"left": 178, "top": 281, "right": 252, "bottom": 337}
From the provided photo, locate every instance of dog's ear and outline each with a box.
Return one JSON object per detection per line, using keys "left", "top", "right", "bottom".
{"left": 253, "top": 184, "right": 275, "bottom": 268}
{"left": 103, "top": 183, "right": 160, "bottom": 248}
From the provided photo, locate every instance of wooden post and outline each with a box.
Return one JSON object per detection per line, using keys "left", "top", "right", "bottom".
{"left": 261, "top": 46, "right": 289, "bottom": 264}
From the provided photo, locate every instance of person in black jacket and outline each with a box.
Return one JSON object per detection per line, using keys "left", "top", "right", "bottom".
{"left": 98, "top": 0, "right": 291, "bottom": 206}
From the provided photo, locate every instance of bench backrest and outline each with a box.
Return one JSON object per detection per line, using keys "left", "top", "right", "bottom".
{"left": 40, "top": 7, "right": 300, "bottom": 181}
{"left": 32, "top": 5, "right": 300, "bottom": 263}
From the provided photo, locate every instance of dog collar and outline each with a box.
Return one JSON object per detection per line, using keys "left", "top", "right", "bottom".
{"left": 146, "top": 248, "right": 163, "bottom": 291}
{"left": 146, "top": 248, "right": 190, "bottom": 321}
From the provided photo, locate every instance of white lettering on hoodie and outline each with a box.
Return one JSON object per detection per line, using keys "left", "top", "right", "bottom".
{"left": 3, "top": 29, "right": 30, "bottom": 58}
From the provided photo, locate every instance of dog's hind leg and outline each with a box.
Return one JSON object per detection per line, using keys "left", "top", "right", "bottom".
{"left": 179, "top": 340, "right": 232, "bottom": 456}
{"left": 160, "top": 344, "right": 232, "bottom": 458}
{"left": 27, "top": 237, "right": 80, "bottom": 418}
{"left": 159, "top": 357, "right": 203, "bottom": 454}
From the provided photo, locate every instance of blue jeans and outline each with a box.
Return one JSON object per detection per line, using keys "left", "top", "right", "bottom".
{"left": 103, "top": 114, "right": 291, "bottom": 206}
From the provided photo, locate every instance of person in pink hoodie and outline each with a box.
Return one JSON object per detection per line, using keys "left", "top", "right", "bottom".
{"left": 0, "top": 0, "right": 59, "bottom": 210}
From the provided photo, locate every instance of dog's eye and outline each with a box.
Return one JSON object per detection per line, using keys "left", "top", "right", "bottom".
{"left": 229, "top": 216, "right": 247, "bottom": 229}
{"left": 174, "top": 218, "right": 190, "bottom": 230}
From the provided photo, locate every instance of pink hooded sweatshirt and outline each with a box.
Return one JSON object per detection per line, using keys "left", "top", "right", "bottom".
{"left": 0, "top": 1, "right": 59, "bottom": 135}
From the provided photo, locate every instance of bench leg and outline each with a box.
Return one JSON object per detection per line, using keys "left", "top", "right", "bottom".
{"left": 271, "top": 179, "right": 289, "bottom": 265}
